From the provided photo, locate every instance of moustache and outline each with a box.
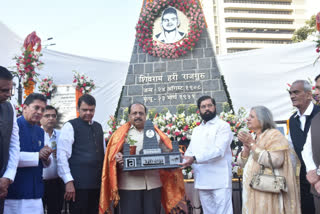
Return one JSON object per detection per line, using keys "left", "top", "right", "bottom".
{"left": 134, "top": 118, "right": 143, "bottom": 122}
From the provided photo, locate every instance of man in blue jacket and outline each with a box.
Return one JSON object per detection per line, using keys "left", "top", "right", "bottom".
{"left": 4, "top": 93, "right": 53, "bottom": 214}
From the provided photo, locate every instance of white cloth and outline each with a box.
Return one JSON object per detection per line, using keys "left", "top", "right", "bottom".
{"left": 42, "top": 129, "right": 60, "bottom": 180}
{"left": 198, "top": 188, "right": 233, "bottom": 214}
{"left": 302, "top": 130, "right": 318, "bottom": 172}
{"left": 57, "top": 121, "right": 105, "bottom": 184}
{"left": 4, "top": 199, "right": 44, "bottom": 214}
{"left": 2, "top": 103, "right": 20, "bottom": 182}
{"left": 185, "top": 116, "right": 233, "bottom": 189}
{"left": 17, "top": 152, "right": 52, "bottom": 168}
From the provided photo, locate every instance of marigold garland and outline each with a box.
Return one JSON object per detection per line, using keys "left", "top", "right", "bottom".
{"left": 23, "top": 80, "right": 35, "bottom": 98}
{"left": 136, "top": 0, "right": 206, "bottom": 58}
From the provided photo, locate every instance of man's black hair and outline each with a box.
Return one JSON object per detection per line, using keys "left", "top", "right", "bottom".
{"left": 315, "top": 74, "right": 320, "bottom": 82}
{"left": 162, "top": 7, "right": 178, "bottom": 20}
{"left": 24, "top": 93, "right": 47, "bottom": 105}
{"left": 78, "top": 94, "right": 96, "bottom": 108}
{"left": 128, "top": 102, "right": 147, "bottom": 114}
{"left": 197, "top": 95, "right": 216, "bottom": 109}
{"left": 45, "top": 105, "right": 58, "bottom": 115}
{"left": 0, "top": 66, "right": 13, "bottom": 81}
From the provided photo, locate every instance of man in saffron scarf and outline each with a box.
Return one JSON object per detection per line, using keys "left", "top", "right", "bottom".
{"left": 99, "top": 103, "right": 185, "bottom": 214}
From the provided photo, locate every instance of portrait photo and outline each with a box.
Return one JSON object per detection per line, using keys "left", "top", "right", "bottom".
{"left": 153, "top": 7, "right": 189, "bottom": 44}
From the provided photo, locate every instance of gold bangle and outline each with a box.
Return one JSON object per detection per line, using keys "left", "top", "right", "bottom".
{"left": 241, "top": 153, "right": 248, "bottom": 160}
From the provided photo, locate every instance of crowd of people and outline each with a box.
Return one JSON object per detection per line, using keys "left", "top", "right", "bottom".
{"left": 0, "top": 63, "right": 320, "bottom": 214}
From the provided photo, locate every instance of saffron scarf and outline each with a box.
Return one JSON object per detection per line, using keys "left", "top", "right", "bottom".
{"left": 99, "top": 122, "right": 185, "bottom": 214}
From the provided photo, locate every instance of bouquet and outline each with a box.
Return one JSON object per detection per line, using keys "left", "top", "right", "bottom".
{"left": 38, "top": 76, "right": 57, "bottom": 99}
{"left": 73, "top": 71, "right": 96, "bottom": 94}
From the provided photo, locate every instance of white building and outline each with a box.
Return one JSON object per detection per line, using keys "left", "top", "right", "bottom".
{"left": 212, "top": 0, "right": 316, "bottom": 55}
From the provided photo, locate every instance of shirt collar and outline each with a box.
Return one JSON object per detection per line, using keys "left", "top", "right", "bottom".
{"left": 51, "top": 129, "right": 57, "bottom": 138}
{"left": 295, "top": 102, "right": 314, "bottom": 117}
{"left": 129, "top": 124, "right": 145, "bottom": 133}
{"left": 201, "top": 116, "right": 218, "bottom": 126}
{"left": 45, "top": 129, "right": 57, "bottom": 139}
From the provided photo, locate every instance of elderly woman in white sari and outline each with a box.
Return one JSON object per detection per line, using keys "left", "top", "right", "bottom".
{"left": 237, "top": 106, "right": 301, "bottom": 214}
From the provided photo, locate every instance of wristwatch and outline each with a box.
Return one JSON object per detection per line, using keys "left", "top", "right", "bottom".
{"left": 317, "top": 166, "right": 320, "bottom": 176}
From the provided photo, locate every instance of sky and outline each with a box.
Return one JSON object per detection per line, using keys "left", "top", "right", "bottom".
{"left": 1, "top": 0, "right": 319, "bottom": 62}
{"left": 1, "top": 0, "right": 142, "bottom": 62}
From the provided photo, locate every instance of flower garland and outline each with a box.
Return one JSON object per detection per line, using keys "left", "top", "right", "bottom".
{"left": 136, "top": 0, "right": 206, "bottom": 58}
{"left": 105, "top": 103, "right": 248, "bottom": 178}
{"left": 14, "top": 104, "right": 23, "bottom": 118}
{"left": 13, "top": 32, "right": 43, "bottom": 98}
{"left": 38, "top": 76, "right": 57, "bottom": 99}
{"left": 219, "top": 103, "right": 248, "bottom": 142}
{"left": 315, "top": 12, "right": 320, "bottom": 63}
{"left": 153, "top": 110, "right": 201, "bottom": 141}
{"left": 72, "top": 71, "right": 96, "bottom": 94}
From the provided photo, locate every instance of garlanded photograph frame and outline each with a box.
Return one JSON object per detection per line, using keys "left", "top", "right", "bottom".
{"left": 136, "top": 0, "right": 206, "bottom": 59}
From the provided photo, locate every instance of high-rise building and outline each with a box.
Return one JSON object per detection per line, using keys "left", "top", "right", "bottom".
{"left": 212, "top": 0, "right": 314, "bottom": 55}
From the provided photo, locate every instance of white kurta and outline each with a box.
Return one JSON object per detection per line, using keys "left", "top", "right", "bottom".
{"left": 4, "top": 199, "right": 43, "bottom": 214}
{"left": 4, "top": 152, "right": 50, "bottom": 214}
{"left": 185, "top": 116, "right": 233, "bottom": 214}
{"left": 2, "top": 103, "right": 20, "bottom": 181}
{"left": 57, "top": 121, "right": 105, "bottom": 184}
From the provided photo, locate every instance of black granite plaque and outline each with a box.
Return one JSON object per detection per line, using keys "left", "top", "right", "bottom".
{"left": 122, "top": 120, "right": 181, "bottom": 171}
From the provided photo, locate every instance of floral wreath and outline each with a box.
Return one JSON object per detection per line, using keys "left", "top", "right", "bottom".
{"left": 72, "top": 71, "right": 96, "bottom": 94}
{"left": 136, "top": 0, "right": 206, "bottom": 59}
{"left": 38, "top": 76, "right": 57, "bottom": 99}
{"left": 315, "top": 12, "right": 320, "bottom": 63}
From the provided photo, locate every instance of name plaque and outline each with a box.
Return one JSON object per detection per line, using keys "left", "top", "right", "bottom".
{"left": 122, "top": 120, "right": 182, "bottom": 171}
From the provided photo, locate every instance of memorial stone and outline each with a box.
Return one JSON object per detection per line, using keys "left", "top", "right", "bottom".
{"left": 118, "top": 0, "right": 229, "bottom": 115}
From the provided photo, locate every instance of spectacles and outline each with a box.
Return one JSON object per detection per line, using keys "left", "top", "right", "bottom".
{"left": 200, "top": 104, "right": 214, "bottom": 110}
{"left": 43, "top": 114, "right": 57, "bottom": 119}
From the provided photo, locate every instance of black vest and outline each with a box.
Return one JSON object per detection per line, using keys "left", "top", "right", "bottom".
{"left": 69, "top": 118, "right": 104, "bottom": 189}
{"left": 0, "top": 101, "right": 14, "bottom": 177}
{"left": 311, "top": 112, "right": 320, "bottom": 196}
{"left": 289, "top": 104, "right": 320, "bottom": 182}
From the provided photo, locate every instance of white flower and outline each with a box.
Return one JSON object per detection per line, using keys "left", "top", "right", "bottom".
{"left": 182, "top": 169, "right": 186, "bottom": 175}
{"left": 19, "top": 64, "right": 25, "bottom": 69}
{"left": 232, "top": 166, "right": 239, "bottom": 174}
{"left": 187, "top": 172, "right": 193, "bottom": 179}
{"left": 120, "top": 119, "right": 126, "bottom": 125}
{"left": 79, "top": 79, "right": 84, "bottom": 84}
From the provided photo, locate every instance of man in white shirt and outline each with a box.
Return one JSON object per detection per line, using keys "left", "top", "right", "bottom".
{"left": 0, "top": 66, "right": 20, "bottom": 214}
{"left": 40, "top": 105, "right": 64, "bottom": 214}
{"left": 179, "top": 95, "right": 233, "bottom": 214}
{"left": 288, "top": 80, "right": 320, "bottom": 214}
{"left": 302, "top": 74, "right": 320, "bottom": 213}
{"left": 57, "top": 94, "right": 104, "bottom": 214}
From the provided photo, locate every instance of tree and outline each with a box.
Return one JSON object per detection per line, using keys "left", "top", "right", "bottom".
{"left": 292, "top": 15, "right": 316, "bottom": 42}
